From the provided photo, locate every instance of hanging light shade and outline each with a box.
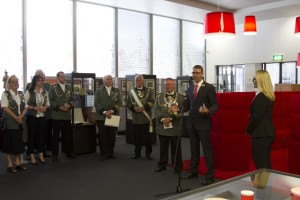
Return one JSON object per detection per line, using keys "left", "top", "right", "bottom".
{"left": 297, "top": 53, "right": 300, "bottom": 68}
{"left": 204, "top": 11, "right": 236, "bottom": 39}
{"left": 244, "top": 15, "right": 257, "bottom": 35}
{"left": 295, "top": 16, "right": 300, "bottom": 37}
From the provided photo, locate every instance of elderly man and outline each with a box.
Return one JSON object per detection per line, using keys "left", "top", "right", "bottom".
{"left": 127, "top": 74, "right": 155, "bottom": 160}
{"left": 154, "top": 78, "right": 186, "bottom": 173}
{"left": 94, "top": 75, "right": 121, "bottom": 160}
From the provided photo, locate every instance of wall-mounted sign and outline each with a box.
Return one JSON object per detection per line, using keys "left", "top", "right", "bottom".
{"left": 273, "top": 54, "right": 284, "bottom": 61}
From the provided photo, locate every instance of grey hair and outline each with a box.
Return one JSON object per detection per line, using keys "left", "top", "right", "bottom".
{"left": 135, "top": 74, "right": 144, "bottom": 81}
{"left": 35, "top": 69, "right": 45, "bottom": 76}
{"left": 6, "top": 75, "right": 19, "bottom": 90}
{"left": 103, "top": 75, "right": 112, "bottom": 81}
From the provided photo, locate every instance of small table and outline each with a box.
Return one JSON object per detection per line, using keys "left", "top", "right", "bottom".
{"left": 164, "top": 169, "right": 300, "bottom": 200}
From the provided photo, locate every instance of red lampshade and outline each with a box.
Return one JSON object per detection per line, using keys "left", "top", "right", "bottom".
{"left": 204, "top": 11, "right": 236, "bottom": 39}
{"left": 295, "top": 16, "right": 300, "bottom": 37}
{"left": 244, "top": 15, "right": 257, "bottom": 35}
{"left": 297, "top": 53, "right": 300, "bottom": 68}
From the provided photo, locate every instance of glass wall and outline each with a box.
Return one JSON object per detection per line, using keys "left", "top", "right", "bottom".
{"left": 118, "top": 9, "right": 150, "bottom": 77}
{"left": 153, "top": 16, "right": 180, "bottom": 78}
{"left": 77, "top": 2, "right": 115, "bottom": 75}
{"left": 0, "top": 0, "right": 23, "bottom": 93}
{"left": 282, "top": 62, "right": 296, "bottom": 84}
{"left": 26, "top": 0, "right": 73, "bottom": 81}
{"left": 1, "top": 0, "right": 205, "bottom": 92}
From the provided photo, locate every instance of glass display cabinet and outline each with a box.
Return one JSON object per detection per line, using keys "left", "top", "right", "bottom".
{"left": 64, "top": 72, "right": 97, "bottom": 155}
{"left": 163, "top": 169, "right": 300, "bottom": 200}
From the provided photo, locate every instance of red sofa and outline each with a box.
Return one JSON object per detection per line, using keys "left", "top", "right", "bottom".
{"left": 288, "top": 94, "right": 300, "bottom": 174}
{"left": 211, "top": 91, "right": 300, "bottom": 174}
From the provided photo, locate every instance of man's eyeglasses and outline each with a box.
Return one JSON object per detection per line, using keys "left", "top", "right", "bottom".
{"left": 192, "top": 72, "right": 202, "bottom": 75}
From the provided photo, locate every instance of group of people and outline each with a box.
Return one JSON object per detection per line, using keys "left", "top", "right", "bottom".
{"left": 1, "top": 70, "right": 76, "bottom": 173}
{"left": 1, "top": 66, "right": 276, "bottom": 183}
{"left": 128, "top": 66, "right": 275, "bottom": 187}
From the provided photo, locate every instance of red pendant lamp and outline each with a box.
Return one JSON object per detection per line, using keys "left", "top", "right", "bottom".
{"left": 203, "top": 11, "right": 236, "bottom": 39}
{"left": 295, "top": 16, "right": 300, "bottom": 37}
{"left": 297, "top": 53, "right": 300, "bottom": 68}
{"left": 244, "top": 15, "right": 257, "bottom": 35}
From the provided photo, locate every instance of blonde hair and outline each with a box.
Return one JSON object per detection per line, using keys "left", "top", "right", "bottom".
{"left": 255, "top": 70, "right": 275, "bottom": 101}
{"left": 6, "top": 75, "right": 19, "bottom": 90}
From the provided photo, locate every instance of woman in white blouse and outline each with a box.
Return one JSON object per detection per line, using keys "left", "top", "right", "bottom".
{"left": 24, "top": 75, "right": 49, "bottom": 165}
{"left": 1, "top": 75, "right": 28, "bottom": 173}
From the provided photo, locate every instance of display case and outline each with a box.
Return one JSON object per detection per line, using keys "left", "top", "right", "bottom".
{"left": 176, "top": 76, "right": 193, "bottom": 96}
{"left": 64, "top": 72, "right": 97, "bottom": 155}
{"left": 125, "top": 74, "right": 157, "bottom": 145}
{"left": 163, "top": 169, "right": 300, "bottom": 200}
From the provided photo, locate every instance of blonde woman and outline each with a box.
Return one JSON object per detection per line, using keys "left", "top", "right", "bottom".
{"left": 246, "top": 70, "right": 275, "bottom": 169}
{"left": 1, "top": 75, "right": 28, "bottom": 173}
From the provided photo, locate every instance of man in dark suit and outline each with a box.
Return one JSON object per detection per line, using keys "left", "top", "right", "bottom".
{"left": 127, "top": 74, "right": 155, "bottom": 160}
{"left": 94, "top": 75, "right": 121, "bottom": 160}
{"left": 183, "top": 65, "right": 218, "bottom": 186}
{"left": 48, "top": 71, "right": 74, "bottom": 161}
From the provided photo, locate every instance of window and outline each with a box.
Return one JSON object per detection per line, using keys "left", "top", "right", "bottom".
{"left": 182, "top": 21, "right": 205, "bottom": 76}
{"left": 77, "top": 2, "right": 115, "bottom": 76}
{"left": 282, "top": 62, "right": 296, "bottom": 84}
{"left": 26, "top": 0, "right": 73, "bottom": 81}
{"left": 118, "top": 9, "right": 150, "bottom": 77}
{"left": 265, "top": 63, "right": 280, "bottom": 88}
{"left": 0, "top": 0, "right": 23, "bottom": 93}
{"left": 153, "top": 16, "right": 180, "bottom": 78}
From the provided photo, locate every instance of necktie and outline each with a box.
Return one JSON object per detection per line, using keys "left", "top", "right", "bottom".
{"left": 193, "top": 84, "right": 198, "bottom": 100}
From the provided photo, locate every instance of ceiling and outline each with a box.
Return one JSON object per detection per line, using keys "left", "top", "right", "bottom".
{"left": 166, "top": 0, "right": 300, "bottom": 23}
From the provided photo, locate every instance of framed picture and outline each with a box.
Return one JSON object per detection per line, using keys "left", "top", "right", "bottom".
{"left": 145, "top": 80, "right": 155, "bottom": 89}
{"left": 126, "top": 80, "right": 134, "bottom": 90}
{"left": 121, "top": 80, "right": 126, "bottom": 92}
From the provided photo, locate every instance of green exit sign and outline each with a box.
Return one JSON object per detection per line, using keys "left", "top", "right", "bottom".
{"left": 273, "top": 54, "right": 284, "bottom": 61}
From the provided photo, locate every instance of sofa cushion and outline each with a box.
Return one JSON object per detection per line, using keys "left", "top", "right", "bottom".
{"left": 212, "top": 131, "right": 251, "bottom": 171}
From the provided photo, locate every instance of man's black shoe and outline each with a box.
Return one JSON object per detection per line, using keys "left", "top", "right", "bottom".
{"left": 100, "top": 156, "right": 109, "bottom": 161}
{"left": 154, "top": 166, "right": 166, "bottom": 172}
{"left": 131, "top": 155, "right": 140, "bottom": 159}
{"left": 182, "top": 172, "right": 198, "bottom": 179}
{"left": 108, "top": 155, "right": 117, "bottom": 159}
{"left": 201, "top": 178, "right": 215, "bottom": 186}
{"left": 146, "top": 155, "right": 153, "bottom": 160}
{"left": 66, "top": 153, "right": 76, "bottom": 159}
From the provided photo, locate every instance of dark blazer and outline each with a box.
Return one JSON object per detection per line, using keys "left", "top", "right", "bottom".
{"left": 127, "top": 87, "right": 155, "bottom": 124}
{"left": 48, "top": 83, "right": 73, "bottom": 120}
{"left": 94, "top": 85, "right": 121, "bottom": 121}
{"left": 246, "top": 92, "right": 275, "bottom": 138}
{"left": 154, "top": 92, "right": 186, "bottom": 136}
{"left": 186, "top": 81, "right": 218, "bottom": 130}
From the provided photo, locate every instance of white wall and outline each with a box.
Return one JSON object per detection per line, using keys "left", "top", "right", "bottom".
{"left": 206, "top": 16, "right": 300, "bottom": 84}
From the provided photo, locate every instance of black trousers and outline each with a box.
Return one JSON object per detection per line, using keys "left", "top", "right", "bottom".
{"left": 157, "top": 134, "right": 182, "bottom": 170}
{"left": 189, "top": 126, "right": 214, "bottom": 179}
{"left": 26, "top": 115, "right": 46, "bottom": 154}
{"left": 51, "top": 120, "right": 72, "bottom": 156}
{"left": 251, "top": 136, "right": 275, "bottom": 169}
{"left": 133, "top": 123, "right": 152, "bottom": 156}
{"left": 44, "top": 118, "right": 53, "bottom": 151}
{"left": 96, "top": 120, "right": 117, "bottom": 157}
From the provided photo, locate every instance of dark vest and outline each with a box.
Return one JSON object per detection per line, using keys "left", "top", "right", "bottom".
{"left": 27, "top": 90, "right": 47, "bottom": 116}
{"left": 3, "top": 90, "right": 26, "bottom": 129}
